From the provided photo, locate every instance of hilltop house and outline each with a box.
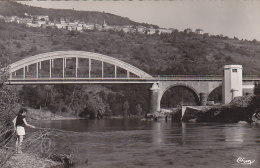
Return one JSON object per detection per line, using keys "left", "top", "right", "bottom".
{"left": 158, "top": 28, "right": 172, "bottom": 34}
{"left": 195, "top": 28, "right": 203, "bottom": 34}
{"left": 113, "top": 25, "right": 123, "bottom": 32}
{"left": 17, "top": 17, "right": 33, "bottom": 24}
{"left": 184, "top": 28, "right": 192, "bottom": 33}
{"left": 147, "top": 28, "right": 157, "bottom": 35}
{"left": 27, "top": 22, "right": 40, "bottom": 28}
{"left": 122, "top": 25, "right": 131, "bottom": 33}
{"left": 55, "top": 23, "right": 63, "bottom": 29}
{"left": 4, "top": 16, "right": 17, "bottom": 22}
{"left": 0, "top": 13, "right": 189, "bottom": 36}
{"left": 95, "top": 24, "right": 103, "bottom": 31}
{"left": 36, "top": 15, "right": 49, "bottom": 21}
{"left": 84, "top": 23, "right": 95, "bottom": 30}
{"left": 136, "top": 26, "right": 146, "bottom": 34}
{"left": 37, "top": 20, "right": 47, "bottom": 27}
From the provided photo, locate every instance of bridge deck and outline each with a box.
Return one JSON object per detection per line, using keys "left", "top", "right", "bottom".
{"left": 6, "top": 76, "right": 260, "bottom": 85}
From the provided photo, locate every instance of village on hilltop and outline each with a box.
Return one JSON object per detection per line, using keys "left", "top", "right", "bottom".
{"left": 0, "top": 13, "right": 204, "bottom": 35}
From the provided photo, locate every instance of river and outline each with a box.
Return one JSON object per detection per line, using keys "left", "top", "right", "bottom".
{"left": 32, "top": 119, "right": 260, "bottom": 168}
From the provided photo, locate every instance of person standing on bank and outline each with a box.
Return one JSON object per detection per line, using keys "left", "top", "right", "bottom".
{"left": 12, "top": 108, "right": 35, "bottom": 154}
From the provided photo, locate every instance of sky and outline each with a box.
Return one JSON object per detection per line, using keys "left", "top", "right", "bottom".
{"left": 19, "top": 0, "right": 260, "bottom": 41}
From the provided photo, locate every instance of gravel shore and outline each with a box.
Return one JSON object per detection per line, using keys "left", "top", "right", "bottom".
{"left": 2, "top": 152, "right": 61, "bottom": 168}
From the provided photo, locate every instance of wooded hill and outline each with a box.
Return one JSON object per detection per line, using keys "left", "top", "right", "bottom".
{"left": 0, "top": 1, "right": 156, "bottom": 27}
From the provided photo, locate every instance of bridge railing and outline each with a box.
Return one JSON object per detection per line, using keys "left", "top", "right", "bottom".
{"left": 152, "top": 75, "right": 260, "bottom": 80}
{"left": 152, "top": 75, "right": 223, "bottom": 80}
{"left": 242, "top": 75, "right": 260, "bottom": 80}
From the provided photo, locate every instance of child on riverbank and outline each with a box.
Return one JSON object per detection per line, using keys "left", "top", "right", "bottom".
{"left": 12, "top": 108, "right": 35, "bottom": 154}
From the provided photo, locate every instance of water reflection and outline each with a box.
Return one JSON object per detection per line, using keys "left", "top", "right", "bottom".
{"left": 152, "top": 122, "right": 165, "bottom": 146}
{"left": 224, "top": 124, "right": 245, "bottom": 144}
{"left": 182, "top": 122, "right": 187, "bottom": 146}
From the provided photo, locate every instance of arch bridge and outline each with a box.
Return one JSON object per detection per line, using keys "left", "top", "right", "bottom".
{"left": 2, "top": 51, "right": 259, "bottom": 113}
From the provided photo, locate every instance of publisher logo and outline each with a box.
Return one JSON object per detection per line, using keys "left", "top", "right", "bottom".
{"left": 237, "top": 157, "right": 255, "bottom": 165}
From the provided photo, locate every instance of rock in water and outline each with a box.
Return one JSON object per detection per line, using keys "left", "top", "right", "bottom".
{"left": 182, "top": 107, "right": 203, "bottom": 122}
{"left": 171, "top": 109, "right": 182, "bottom": 122}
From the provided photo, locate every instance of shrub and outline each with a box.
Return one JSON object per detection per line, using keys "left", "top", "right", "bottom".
{"left": 0, "top": 66, "right": 19, "bottom": 126}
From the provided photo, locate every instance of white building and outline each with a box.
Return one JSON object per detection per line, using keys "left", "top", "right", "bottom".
{"left": 5, "top": 16, "right": 17, "bottom": 22}
{"left": 184, "top": 28, "right": 192, "bottom": 33}
{"left": 147, "top": 28, "right": 157, "bottom": 35}
{"left": 113, "top": 26, "right": 123, "bottom": 32}
{"left": 67, "top": 26, "right": 73, "bottom": 31}
{"left": 84, "top": 24, "right": 95, "bottom": 30}
{"left": 122, "top": 27, "right": 131, "bottom": 33}
{"left": 76, "top": 26, "right": 83, "bottom": 32}
{"left": 37, "top": 20, "right": 46, "bottom": 26}
{"left": 158, "top": 28, "right": 172, "bottom": 34}
{"left": 26, "top": 22, "right": 41, "bottom": 28}
{"left": 222, "top": 65, "right": 243, "bottom": 104}
{"left": 55, "top": 24, "right": 63, "bottom": 29}
{"left": 95, "top": 24, "right": 103, "bottom": 31}
{"left": 195, "top": 29, "right": 203, "bottom": 34}
{"left": 137, "top": 26, "right": 146, "bottom": 34}
{"left": 36, "top": 15, "right": 49, "bottom": 21}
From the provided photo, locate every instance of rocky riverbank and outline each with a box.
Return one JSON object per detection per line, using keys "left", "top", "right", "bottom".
{"left": 181, "top": 95, "right": 257, "bottom": 123}
{"left": 1, "top": 150, "right": 61, "bottom": 168}
{"left": 181, "top": 106, "right": 253, "bottom": 123}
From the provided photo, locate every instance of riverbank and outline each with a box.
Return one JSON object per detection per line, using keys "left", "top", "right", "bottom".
{"left": 27, "top": 108, "right": 82, "bottom": 120}
{"left": 26, "top": 108, "right": 145, "bottom": 121}
{"left": 1, "top": 150, "right": 61, "bottom": 168}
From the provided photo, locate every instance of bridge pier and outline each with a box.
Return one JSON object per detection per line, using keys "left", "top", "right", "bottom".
{"left": 150, "top": 83, "right": 160, "bottom": 114}
{"left": 200, "top": 92, "right": 208, "bottom": 106}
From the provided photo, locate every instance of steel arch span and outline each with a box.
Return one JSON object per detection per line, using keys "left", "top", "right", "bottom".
{"left": 7, "top": 50, "right": 153, "bottom": 79}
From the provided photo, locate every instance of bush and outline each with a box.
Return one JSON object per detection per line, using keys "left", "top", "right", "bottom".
{"left": 30, "top": 46, "right": 37, "bottom": 52}
{"left": 52, "top": 40, "right": 59, "bottom": 45}
{"left": 0, "top": 66, "right": 19, "bottom": 126}
{"left": 15, "top": 41, "right": 21, "bottom": 48}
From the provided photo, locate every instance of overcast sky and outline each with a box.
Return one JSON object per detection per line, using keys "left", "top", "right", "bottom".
{"left": 19, "top": 0, "right": 260, "bottom": 40}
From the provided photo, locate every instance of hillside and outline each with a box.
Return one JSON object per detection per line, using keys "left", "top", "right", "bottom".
{"left": 0, "top": 1, "right": 156, "bottom": 27}
{"left": 0, "top": 1, "right": 260, "bottom": 117}
{"left": 0, "top": 1, "right": 260, "bottom": 75}
{"left": 0, "top": 20, "right": 259, "bottom": 75}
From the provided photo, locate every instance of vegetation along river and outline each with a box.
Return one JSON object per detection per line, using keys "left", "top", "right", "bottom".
{"left": 32, "top": 119, "right": 260, "bottom": 168}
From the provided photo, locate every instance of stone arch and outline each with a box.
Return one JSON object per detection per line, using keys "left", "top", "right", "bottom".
{"left": 208, "top": 85, "right": 222, "bottom": 104}
{"left": 159, "top": 83, "right": 200, "bottom": 107}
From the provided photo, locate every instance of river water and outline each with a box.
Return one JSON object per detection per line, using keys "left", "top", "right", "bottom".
{"left": 32, "top": 119, "right": 260, "bottom": 168}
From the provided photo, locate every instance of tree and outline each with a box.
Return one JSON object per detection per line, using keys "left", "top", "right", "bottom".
{"left": 123, "top": 101, "right": 129, "bottom": 117}
{"left": 248, "top": 82, "right": 260, "bottom": 114}
{"left": 136, "top": 104, "right": 143, "bottom": 117}
{"left": 0, "top": 65, "right": 19, "bottom": 126}
{"left": 80, "top": 94, "right": 110, "bottom": 119}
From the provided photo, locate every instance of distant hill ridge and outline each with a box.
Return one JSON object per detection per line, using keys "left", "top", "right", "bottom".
{"left": 0, "top": 1, "right": 157, "bottom": 27}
